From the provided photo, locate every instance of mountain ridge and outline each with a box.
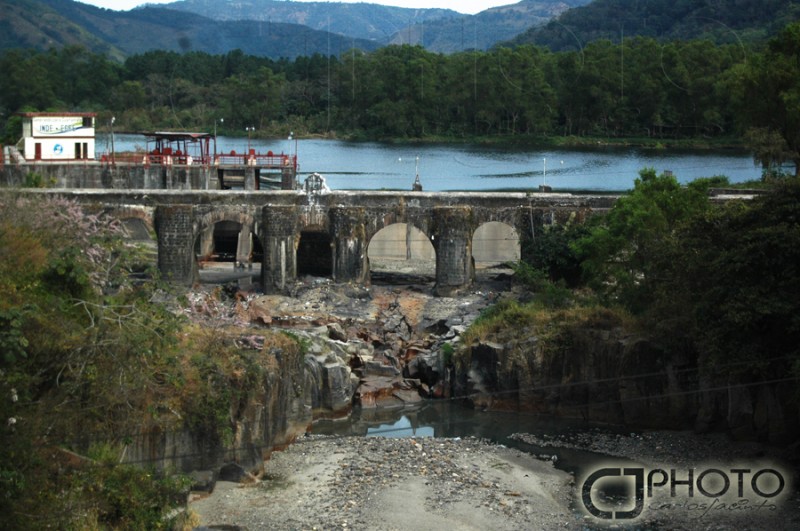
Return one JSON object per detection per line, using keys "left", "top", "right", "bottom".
{"left": 1, "top": 0, "right": 795, "bottom": 60}
{"left": 0, "top": 0, "right": 382, "bottom": 59}
{"left": 0, "top": 0, "right": 584, "bottom": 58}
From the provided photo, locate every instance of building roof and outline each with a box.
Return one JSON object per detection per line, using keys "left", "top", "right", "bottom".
{"left": 145, "top": 132, "right": 213, "bottom": 140}
{"left": 17, "top": 112, "right": 97, "bottom": 117}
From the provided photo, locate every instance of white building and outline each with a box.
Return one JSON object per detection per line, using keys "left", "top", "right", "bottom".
{"left": 19, "top": 112, "right": 96, "bottom": 161}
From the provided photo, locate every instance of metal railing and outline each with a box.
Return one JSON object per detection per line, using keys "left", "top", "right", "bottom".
{"left": 98, "top": 151, "right": 297, "bottom": 169}
{"left": 215, "top": 152, "right": 296, "bottom": 169}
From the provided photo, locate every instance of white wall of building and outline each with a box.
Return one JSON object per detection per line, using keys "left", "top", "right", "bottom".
{"left": 21, "top": 115, "right": 95, "bottom": 161}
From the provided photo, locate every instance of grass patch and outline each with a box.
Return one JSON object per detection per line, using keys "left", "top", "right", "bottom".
{"left": 458, "top": 298, "right": 632, "bottom": 369}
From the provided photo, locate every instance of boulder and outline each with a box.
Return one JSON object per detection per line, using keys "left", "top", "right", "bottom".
{"left": 189, "top": 470, "right": 216, "bottom": 493}
{"left": 358, "top": 376, "right": 403, "bottom": 408}
{"left": 218, "top": 463, "right": 253, "bottom": 483}
{"left": 327, "top": 322, "right": 347, "bottom": 342}
{"left": 363, "top": 360, "right": 401, "bottom": 377}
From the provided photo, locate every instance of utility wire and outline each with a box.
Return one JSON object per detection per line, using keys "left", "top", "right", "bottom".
{"left": 52, "top": 373, "right": 800, "bottom": 469}
{"left": 29, "top": 353, "right": 798, "bottom": 462}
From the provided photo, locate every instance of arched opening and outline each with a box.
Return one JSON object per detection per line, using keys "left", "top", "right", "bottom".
{"left": 207, "top": 220, "right": 240, "bottom": 262}
{"left": 472, "top": 222, "right": 520, "bottom": 269}
{"left": 297, "top": 230, "right": 333, "bottom": 277}
{"left": 194, "top": 220, "right": 263, "bottom": 287}
{"left": 367, "top": 223, "right": 435, "bottom": 284}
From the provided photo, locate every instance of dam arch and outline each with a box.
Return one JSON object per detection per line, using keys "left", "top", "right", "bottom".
{"left": 472, "top": 221, "right": 521, "bottom": 267}
{"left": 367, "top": 222, "right": 436, "bottom": 282}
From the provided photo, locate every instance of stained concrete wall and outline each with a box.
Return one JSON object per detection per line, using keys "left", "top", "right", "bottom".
{"left": 1, "top": 162, "right": 216, "bottom": 189}
{"left": 154, "top": 205, "right": 197, "bottom": 285}
{"left": 431, "top": 207, "right": 475, "bottom": 296}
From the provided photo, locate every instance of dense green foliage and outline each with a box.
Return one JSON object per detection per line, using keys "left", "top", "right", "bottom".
{"left": 730, "top": 23, "right": 800, "bottom": 176}
{"left": 0, "top": 38, "right": 741, "bottom": 139}
{"left": 550, "top": 171, "right": 799, "bottom": 381}
{"left": 0, "top": 194, "right": 304, "bottom": 529}
{"left": 574, "top": 167, "right": 713, "bottom": 312}
{"left": 647, "top": 181, "right": 800, "bottom": 375}
{"left": 520, "top": 222, "right": 589, "bottom": 287}
{"left": 2, "top": 21, "right": 800, "bottom": 176}
{"left": 0, "top": 194, "right": 187, "bottom": 528}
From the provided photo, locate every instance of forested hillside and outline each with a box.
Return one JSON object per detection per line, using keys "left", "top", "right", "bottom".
{"left": 0, "top": 0, "right": 576, "bottom": 58}
{"left": 511, "top": 0, "right": 800, "bottom": 50}
{"left": 157, "top": 0, "right": 594, "bottom": 52}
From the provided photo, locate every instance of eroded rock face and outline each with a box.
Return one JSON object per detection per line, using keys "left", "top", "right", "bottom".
{"left": 459, "top": 328, "right": 698, "bottom": 425}
{"left": 457, "top": 327, "right": 800, "bottom": 444}
{"left": 298, "top": 330, "right": 360, "bottom": 416}
{"left": 124, "top": 330, "right": 313, "bottom": 477}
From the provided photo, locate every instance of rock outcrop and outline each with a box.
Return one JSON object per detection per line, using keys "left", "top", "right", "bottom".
{"left": 124, "top": 272, "right": 506, "bottom": 482}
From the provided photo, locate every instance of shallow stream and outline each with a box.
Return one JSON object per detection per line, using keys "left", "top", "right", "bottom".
{"left": 312, "top": 400, "right": 634, "bottom": 477}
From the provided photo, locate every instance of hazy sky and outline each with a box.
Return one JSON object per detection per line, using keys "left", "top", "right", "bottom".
{"left": 78, "top": 1, "right": 515, "bottom": 15}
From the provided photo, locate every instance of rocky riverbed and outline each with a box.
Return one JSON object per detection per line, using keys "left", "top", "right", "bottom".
{"left": 190, "top": 435, "right": 575, "bottom": 530}
{"left": 184, "top": 262, "right": 800, "bottom": 530}
{"left": 184, "top": 260, "right": 516, "bottom": 413}
{"left": 189, "top": 429, "right": 800, "bottom": 531}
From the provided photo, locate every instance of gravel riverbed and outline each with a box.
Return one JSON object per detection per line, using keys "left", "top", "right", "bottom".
{"left": 190, "top": 429, "right": 800, "bottom": 531}
{"left": 512, "top": 429, "right": 800, "bottom": 530}
{"left": 190, "top": 435, "right": 575, "bottom": 530}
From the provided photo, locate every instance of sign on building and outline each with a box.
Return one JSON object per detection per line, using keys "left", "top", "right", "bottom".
{"left": 19, "top": 112, "right": 96, "bottom": 161}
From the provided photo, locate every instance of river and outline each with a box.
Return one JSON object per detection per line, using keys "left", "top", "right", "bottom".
{"left": 100, "top": 134, "right": 760, "bottom": 192}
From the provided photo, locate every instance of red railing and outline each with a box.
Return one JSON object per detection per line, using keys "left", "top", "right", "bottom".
{"left": 99, "top": 151, "right": 296, "bottom": 169}
{"left": 100, "top": 153, "right": 213, "bottom": 165}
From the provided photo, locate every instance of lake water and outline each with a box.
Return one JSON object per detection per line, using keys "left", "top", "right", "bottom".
{"left": 101, "top": 134, "right": 760, "bottom": 192}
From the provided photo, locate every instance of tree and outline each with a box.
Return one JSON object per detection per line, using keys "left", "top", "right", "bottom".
{"left": 574, "top": 168, "right": 710, "bottom": 312}
{"left": 651, "top": 180, "right": 800, "bottom": 378}
{"left": 732, "top": 22, "right": 800, "bottom": 177}
{"left": 744, "top": 126, "right": 795, "bottom": 178}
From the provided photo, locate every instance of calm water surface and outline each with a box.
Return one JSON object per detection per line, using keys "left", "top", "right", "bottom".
{"left": 102, "top": 134, "right": 759, "bottom": 192}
